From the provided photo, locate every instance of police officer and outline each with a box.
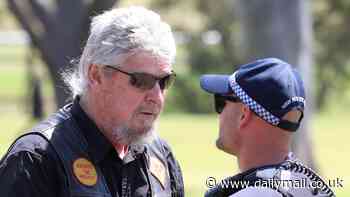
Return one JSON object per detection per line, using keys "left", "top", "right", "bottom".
{"left": 0, "top": 7, "right": 184, "bottom": 197}
{"left": 200, "top": 58, "right": 335, "bottom": 197}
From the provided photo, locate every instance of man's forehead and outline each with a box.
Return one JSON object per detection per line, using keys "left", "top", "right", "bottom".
{"left": 121, "top": 51, "right": 172, "bottom": 73}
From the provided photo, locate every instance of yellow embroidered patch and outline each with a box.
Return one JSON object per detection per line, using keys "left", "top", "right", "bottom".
{"left": 73, "top": 158, "right": 98, "bottom": 186}
{"left": 149, "top": 156, "right": 166, "bottom": 189}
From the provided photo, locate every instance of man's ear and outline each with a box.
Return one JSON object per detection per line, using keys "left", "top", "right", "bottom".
{"left": 87, "top": 64, "right": 102, "bottom": 87}
{"left": 239, "top": 104, "right": 252, "bottom": 129}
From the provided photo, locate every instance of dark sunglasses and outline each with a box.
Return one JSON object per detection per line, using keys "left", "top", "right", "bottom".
{"left": 104, "top": 65, "right": 176, "bottom": 90}
{"left": 214, "top": 94, "right": 241, "bottom": 114}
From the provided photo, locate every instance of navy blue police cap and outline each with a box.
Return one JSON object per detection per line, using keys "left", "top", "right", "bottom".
{"left": 200, "top": 58, "right": 306, "bottom": 132}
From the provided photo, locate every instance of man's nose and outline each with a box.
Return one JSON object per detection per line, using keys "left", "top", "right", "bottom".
{"left": 145, "top": 82, "right": 164, "bottom": 104}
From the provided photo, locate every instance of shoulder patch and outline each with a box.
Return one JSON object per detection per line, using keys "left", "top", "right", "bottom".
{"left": 73, "top": 158, "right": 98, "bottom": 186}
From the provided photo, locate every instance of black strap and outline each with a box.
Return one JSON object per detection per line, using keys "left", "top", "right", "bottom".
{"left": 277, "top": 110, "right": 304, "bottom": 132}
{"left": 277, "top": 120, "right": 299, "bottom": 132}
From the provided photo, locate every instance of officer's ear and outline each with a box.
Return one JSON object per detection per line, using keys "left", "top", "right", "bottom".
{"left": 239, "top": 104, "right": 252, "bottom": 129}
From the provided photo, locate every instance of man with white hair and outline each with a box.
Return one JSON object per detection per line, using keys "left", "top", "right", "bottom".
{"left": 0, "top": 7, "right": 184, "bottom": 197}
{"left": 200, "top": 58, "right": 335, "bottom": 196}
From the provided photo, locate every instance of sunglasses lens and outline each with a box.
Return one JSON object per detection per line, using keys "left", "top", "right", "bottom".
{"left": 214, "top": 95, "right": 226, "bottom": 114}
{"left": 131, "top": 73, "right": 176, "bottom": 90}
{"left": 214, "top": 94, "right": 241, "bottom": 113}
{"left": 131, "top": 73, "right": 156, "bottom": 90}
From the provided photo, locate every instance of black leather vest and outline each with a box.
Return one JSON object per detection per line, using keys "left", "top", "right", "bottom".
{"left": 13, "top": 104, "right": 183, "bottom": 197}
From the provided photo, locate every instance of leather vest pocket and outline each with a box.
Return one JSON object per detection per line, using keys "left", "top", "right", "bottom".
{"left": 150, "top": 174, "right": 171, "bottom": 197}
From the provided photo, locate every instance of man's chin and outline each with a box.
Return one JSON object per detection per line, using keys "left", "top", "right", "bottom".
{"left": 216, "top": 138, "right": 235, "bottom": 156}
{"left": 216, "top": 138, "right": 225, "bottom": 151}
{"left": 133, "top": 121, "right": 154, "bottom": 134}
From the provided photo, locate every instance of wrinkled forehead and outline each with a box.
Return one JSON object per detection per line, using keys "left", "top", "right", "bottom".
{"left": 119, "top": 50, "right": 172, "bottom": 73}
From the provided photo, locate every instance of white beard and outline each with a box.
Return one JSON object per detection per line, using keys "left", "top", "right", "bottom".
{"left": 111, "top": 121, "right": 158, "bottom": 146}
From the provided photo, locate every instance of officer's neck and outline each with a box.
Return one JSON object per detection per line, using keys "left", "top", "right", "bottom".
{"left": 237, "top": 121, "right": 292, "bottom": 172}
{"left": 237, "top": 145, "right": 289, "bottom": 172}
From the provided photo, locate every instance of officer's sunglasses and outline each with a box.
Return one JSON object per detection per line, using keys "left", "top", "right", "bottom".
{"left": 214, "top": 94, "right": 241, "bottom": 114}
{"left": 104, "top": 65, "right": 176, "bottom": 90}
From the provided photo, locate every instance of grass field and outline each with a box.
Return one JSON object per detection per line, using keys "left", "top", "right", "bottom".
{"left": 0, "top": 45, "right": 349, "bottom": 196}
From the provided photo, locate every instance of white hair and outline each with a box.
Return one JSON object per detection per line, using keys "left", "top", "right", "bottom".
{"left": 64, "top": 6, "right": 176, "bottom": 97}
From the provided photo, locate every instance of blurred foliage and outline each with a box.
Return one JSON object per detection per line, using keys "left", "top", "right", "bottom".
{"left": 313, "top": 1, "right": 350, "bottom": 109}
{"left": 149, "top": 0, "right": 243, "bottom": 113}
{"left": 0, "top": 1, "right": 18, "bottom": 29}
{"left": 164, "top": 73, "right": 214, "bottom": 113}
{"left": 2, "top": 0, "right": 350, "bottom": 113}
{"left": 150, "top": 0, "right": 350, "bottom": 113}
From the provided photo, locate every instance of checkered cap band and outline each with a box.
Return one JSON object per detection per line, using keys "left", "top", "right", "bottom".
{"left": 229, "top": 76, "right": 280, "bottom": 125}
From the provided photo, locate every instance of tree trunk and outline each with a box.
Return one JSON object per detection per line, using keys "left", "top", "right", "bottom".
{"left": 7, "top": 0, "right": 118, "bottom": 108}
{"left": 234, "top": 0, "right": 316, "bottom": 168}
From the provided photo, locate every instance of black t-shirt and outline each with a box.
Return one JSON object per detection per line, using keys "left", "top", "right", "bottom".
{"left": 0, "top": 100, "right": 157, "bottom": 197}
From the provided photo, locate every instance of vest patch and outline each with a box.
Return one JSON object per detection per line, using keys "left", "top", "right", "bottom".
{"left": 150, "top": 156, "right": 166, "bottom": 190}
{"left": 73, "top": 158, "right": 98, "bottom": 186}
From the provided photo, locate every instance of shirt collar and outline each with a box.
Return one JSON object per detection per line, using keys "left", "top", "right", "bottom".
{"left": 70, "top": 97, "right": 114, "bottom": 163}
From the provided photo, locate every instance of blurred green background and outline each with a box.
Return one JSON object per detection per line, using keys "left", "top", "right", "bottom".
{"left": 0, "top": 0, "right": 349, "bottom": 196}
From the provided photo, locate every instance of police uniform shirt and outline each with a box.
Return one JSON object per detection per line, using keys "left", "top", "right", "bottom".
{"left": 229, "top": 187, "right": 282, "bottom": 197}
{"left": 205, "top": 153, "right": 335, "bottom": 197}
{"left": 0, "top": 100, "right": 170, "bottom": 197}
{"left": 228, "top": 162, "right": 335, "bottom": 197}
